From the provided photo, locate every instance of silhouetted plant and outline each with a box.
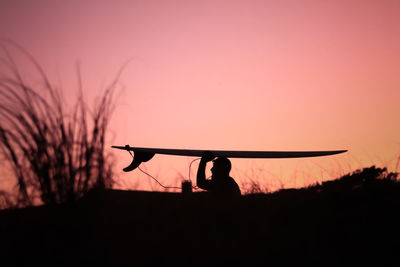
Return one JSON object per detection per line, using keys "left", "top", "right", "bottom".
{"left": 0, "top": 190, "right": 14, "bottom": 209}
{"left": 315, "top": 166, "right": 398, "bottom": 192}
{"left": 0, "top": 42, "right": 120, "bottom": 206}
{"left": 240, "top": 178, "right": 267, "bottom": 194}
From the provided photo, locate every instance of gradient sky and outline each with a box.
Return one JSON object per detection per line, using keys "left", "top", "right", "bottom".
{"left": 1, "top": 0, "right": 399, "bottom": 192}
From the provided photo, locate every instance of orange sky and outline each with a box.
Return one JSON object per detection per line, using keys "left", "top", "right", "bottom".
{"left": 1, "top": 0, "right": 399, "bottom": 193}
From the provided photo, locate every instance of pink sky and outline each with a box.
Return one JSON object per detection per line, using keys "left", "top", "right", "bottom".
{"left": 1, "top": 0, "right": 399, "bottom": 192}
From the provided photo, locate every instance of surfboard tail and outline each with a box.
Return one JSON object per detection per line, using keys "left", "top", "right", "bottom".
{"left": 122, "top": 149, "right": 155, "bottom": 172}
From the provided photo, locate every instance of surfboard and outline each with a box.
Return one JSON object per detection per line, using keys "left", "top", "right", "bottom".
{"left": 112, "top": 145, "right": 347, "bottom": 158}
{"left": 112, "top": 145, "right": 347, "bottom": 172}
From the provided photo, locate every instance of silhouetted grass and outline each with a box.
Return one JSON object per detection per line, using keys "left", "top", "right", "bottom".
{"left": 0, "top": 41, "right": 121, "bottom": 206}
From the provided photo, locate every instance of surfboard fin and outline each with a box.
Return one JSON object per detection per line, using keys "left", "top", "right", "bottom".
{"left": 123, "top": 150, "right": 155, "bottom": 172}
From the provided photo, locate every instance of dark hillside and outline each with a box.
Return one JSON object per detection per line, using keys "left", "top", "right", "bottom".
{"left": 1, "top": 168, "right": 400, "bottom": 266}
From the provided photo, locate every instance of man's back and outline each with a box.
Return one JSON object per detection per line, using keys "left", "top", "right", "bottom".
{"left": 208, "top": 176, "right": 241, "bottom": 198}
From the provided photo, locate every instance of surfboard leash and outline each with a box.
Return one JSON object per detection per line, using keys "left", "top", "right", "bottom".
{"left": 127, "top": 149, "right": 201, "bottom": 191}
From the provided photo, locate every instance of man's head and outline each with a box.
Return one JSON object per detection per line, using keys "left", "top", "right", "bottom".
{"left": 211, "top": 157, "right": 231, "bottom": 179}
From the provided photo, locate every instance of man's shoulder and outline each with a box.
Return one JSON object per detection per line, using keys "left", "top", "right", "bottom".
{"left": 228, "top": 176, "right": 239, "bottom": 185}
{"left": 228, "top": 177, "right": 241, "bottom": 194}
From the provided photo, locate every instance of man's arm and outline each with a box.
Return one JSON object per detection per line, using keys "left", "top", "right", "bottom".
{"left": 196, "top": 151, "right": 214, "bottom": 190}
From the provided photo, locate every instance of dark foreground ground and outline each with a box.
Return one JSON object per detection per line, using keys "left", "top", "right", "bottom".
{"left": 1, "top": 171, "right": 400, "bottom": 266}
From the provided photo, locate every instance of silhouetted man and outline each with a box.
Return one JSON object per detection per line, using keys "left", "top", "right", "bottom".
{"left": 196, "top": 151, "right": 241, "bottom": 198}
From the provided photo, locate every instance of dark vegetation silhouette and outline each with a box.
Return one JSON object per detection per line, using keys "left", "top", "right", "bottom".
{"left": 1, "top": 165, "right": 399, "bottom": 266}
{"left": 0, "top": 42, "right": 118, "bottom": 207}
{"left": 308, "top": 165, "right": 398, "bottom": 193}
